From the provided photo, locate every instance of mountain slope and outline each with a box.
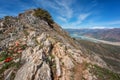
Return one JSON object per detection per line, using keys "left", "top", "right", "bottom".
{"left": 0, "top": 8, "right": 120, "bottom": 80}
{"left": 77, "top": 39, "right": 120, "bottom": 73}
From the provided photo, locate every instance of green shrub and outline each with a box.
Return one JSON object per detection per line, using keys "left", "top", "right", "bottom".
{"left": 0, "top": 51, "right": 8, "bottom": 62}
{"left": 33, "top": 8, "right": 54, "bottom": 24}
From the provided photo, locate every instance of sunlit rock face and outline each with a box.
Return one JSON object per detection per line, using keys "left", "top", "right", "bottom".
{"left": 0, "top": 8, "right": 119, "bottom": 80}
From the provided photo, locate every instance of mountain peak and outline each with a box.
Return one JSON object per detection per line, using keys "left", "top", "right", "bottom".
{"left": 18, "top": 8, "right": 54, "bottom": 24}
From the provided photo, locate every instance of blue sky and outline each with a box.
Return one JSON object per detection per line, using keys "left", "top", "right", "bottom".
{"left": 0, "top": 0, "right": 120, "bottom": 29}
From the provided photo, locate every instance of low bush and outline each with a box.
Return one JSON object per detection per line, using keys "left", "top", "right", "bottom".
{"left": 33, "top": 8, "right": 54, "bottom": 24}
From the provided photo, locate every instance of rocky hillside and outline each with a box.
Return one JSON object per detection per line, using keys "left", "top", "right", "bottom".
{"left": 77, "top": 39, "right": 120, "bottom": 73}
{"left": 0, "top": 8, "right": 120, "bottom": 80}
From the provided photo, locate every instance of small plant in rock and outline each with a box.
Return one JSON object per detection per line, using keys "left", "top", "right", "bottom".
{"left": 0, "top": 40, "right": 27, "bottom": 79}
{"left": 3, "top": 61, "right": 13, "bottom": 69}
{"left": 0, "top": 51, "right": 8, "bottom": 62}
{"left": 33, "top": 8, "right": 54, "bottom": 24}
{"left": 62, "top": 62, "right": 64, "bottom": 66}
{"left": 4, "top": 57, "right": 13, "bottom": 62}
{"left": 50, "top": 54, "right": 55, "bottom": 59}
{"left": 23, "top": 30, "right": 29, "bottom": 36}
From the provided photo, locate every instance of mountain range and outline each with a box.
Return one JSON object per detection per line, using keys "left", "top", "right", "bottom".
{"left": 66, "top": 28, "right": 120, "bottom": 42}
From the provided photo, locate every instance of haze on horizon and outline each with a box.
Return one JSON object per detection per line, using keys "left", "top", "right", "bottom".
{"left": 0, "top": 0, "right": 120, "bottom": 29}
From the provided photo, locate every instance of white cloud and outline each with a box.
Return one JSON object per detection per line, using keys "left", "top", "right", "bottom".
{"left": 34, "top": 0, "right": 98, "bottom": 28}
{"left": 36, "top": 0, "right": 74, "bottom": 20}
{"left": 90, "top": 26, "right": 114, "bottom": 29}
{"left": 65, "top": 12, "right": 92, "bottom": 28}
{"left": 90, "top": 26, "right": 106, "bottom": 29}
{"left": 79, "top": 13, "right": 91, "bottom": 21}
{"left": 55, "top": 0, "right": 73, "bottom": 19}
{"left": 57, "top": 16, "right": 67, "bottom": 22}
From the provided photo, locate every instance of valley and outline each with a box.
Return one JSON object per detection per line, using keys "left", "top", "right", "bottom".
{"left": 66, "top": 29, "right": 120, "bottom": 46}
{"left": 71, "top": 33, "right": 120, "bottom": 46}
{"left": 66, "top": 28, "right": 120, "bottom": 42}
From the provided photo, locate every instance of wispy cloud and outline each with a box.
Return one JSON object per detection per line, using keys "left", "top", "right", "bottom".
{"left": 62, "top": 12, "right": 92, "bottom": 28}
{"left": 36, "top": 0, "right": 74, "bottom": 20}
{"left": 90, "top": 26, "right": 108, "bottom": 29}
{"left": 72, "top": 12, "right": 92, "bottom": 25}
{"left": 55, "top": 0, "right": 73, "bottom": 19}
{"left": 0, "top": 0, "right": 99, "bottom": 28}
{"left": 57, "top": 16, "right": 67, "bottom": 22}
{"left": 89, "top": 26, "right": 114, "bottom": 29}
{"left": 25, "top": 0, "right": 97, "bottom": 26}
{"left": 79, "top": 13, "right": 91, "bottom": 21}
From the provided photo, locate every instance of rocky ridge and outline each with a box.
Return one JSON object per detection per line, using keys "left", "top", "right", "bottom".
{"left": 0, "top": 9, "right": 119, "bottom": 80}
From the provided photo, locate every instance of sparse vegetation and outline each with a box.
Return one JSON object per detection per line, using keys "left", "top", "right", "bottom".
{"left": 77, "top": 39, "right": 120, "bottom": 59}
{"left": 77, "top": 39, "right": 120, "bottom": 72}
{"left": 0, "top": 41, "right": 27, "bottom": 79}
{"left": 23, "top": 30, "right": 29, "bottom": 36}
{"left": 4, "top": 16, "right": 10, "bottom": 21}
{"left": 33, "top": 8, "right": 54, "bottom": 24}
{"left": 91, "top": 64, "right": 120, "bottom": 80}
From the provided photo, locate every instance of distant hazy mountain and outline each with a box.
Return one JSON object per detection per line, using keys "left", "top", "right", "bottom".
{"left": 65, "top": 28, "right": 120, "bottom": 42}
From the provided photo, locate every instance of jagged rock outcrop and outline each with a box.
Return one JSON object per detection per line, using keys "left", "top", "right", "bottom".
{"left": 0, "top": 9, "right": 119, "bottom": 80}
